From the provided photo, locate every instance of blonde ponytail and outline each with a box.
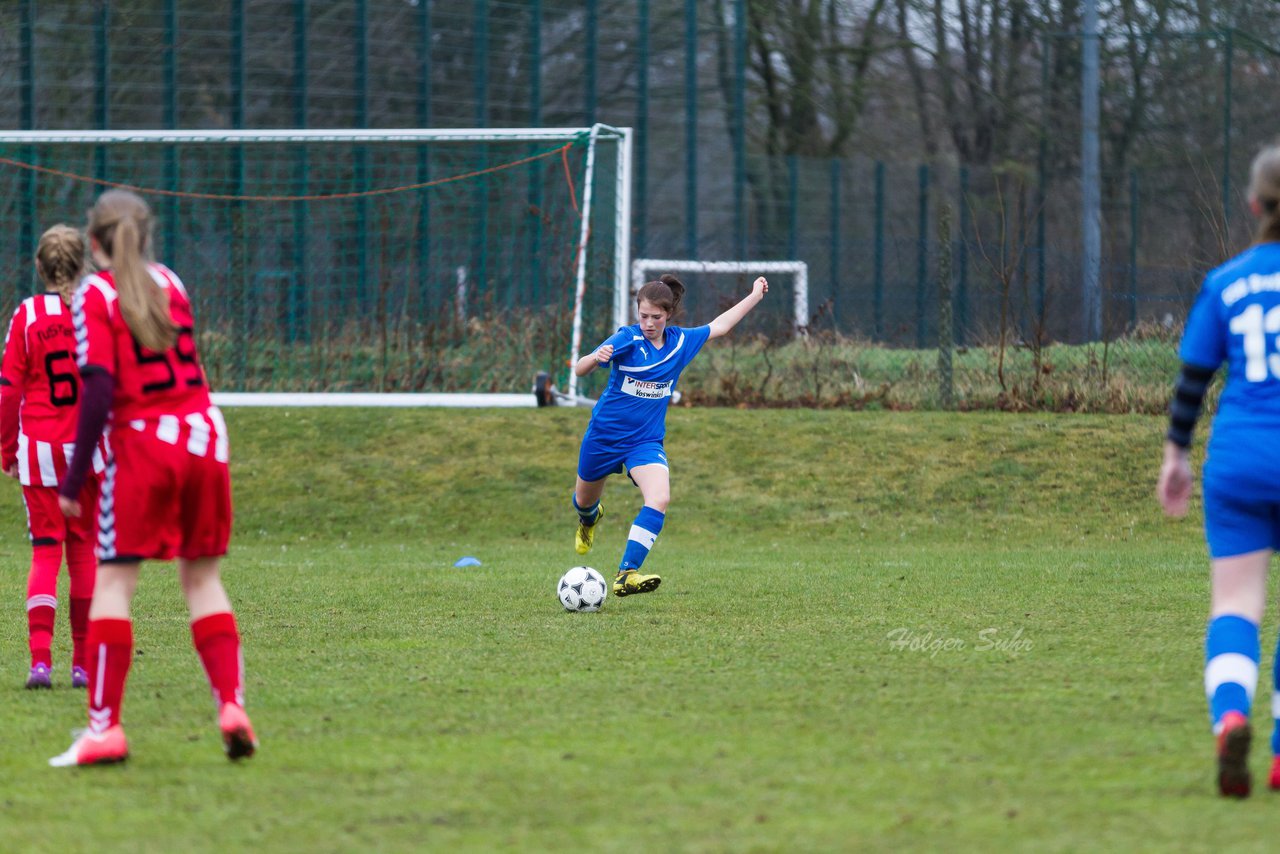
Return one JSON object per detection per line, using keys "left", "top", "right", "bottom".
{"left": 88, "top": 190, "right": 176, "bottom": 352}
{"left": 34, "top": 224, "right": 86, "bottom": 305}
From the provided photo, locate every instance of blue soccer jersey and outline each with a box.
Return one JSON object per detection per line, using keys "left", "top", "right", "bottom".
{"left": 582, "top": 323, "right": 711, "bottom": 449}
{"left": 1181, "top": 242, "right": 1280, "bottom": 498}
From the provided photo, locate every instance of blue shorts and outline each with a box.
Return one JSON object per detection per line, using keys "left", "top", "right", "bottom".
{"left": 577, "top": 439, "right": 668, "bottom": 483}
{"left": 1203, "top": 476, "right": 1280, "bottom": 558}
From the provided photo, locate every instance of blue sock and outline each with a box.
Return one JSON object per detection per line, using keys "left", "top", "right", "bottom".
{"left": 1206, "top": 614, "right": 1259, "bottom": 732}
{"left": 619, "top": 506, "right": 664, "bottom": 573}
{"left": 1272, "top": 631, "right": 1280, "bottom": 755}
{"left": 573, "top": 495, "right": 601, "bottom": 526}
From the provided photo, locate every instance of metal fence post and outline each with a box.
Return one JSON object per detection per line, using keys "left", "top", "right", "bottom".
{"left": 635, "top": 0, "right": 649, "bottom": 257}
{"left": 684, "top": 0, "right": 697, "bottom": 258}
{"left": 292, "top": 0, "right": 309, "bottom": 344}
{"left": 958, "top": 165, "right": 969, "bottom": 345}
{"left": 473, "top": 0, "right": 488, "bottom": 126}
{"left": 585, "top": 0, "right": 598, "bottom": 124}
{"left": 20, "top": 0, "right": 33, "bottom": 130}
{"left": 1037, "top": 33, "right": 1048, "bottom": 326}
{"left": 1222, "top": 27, "right": 1234, "bottom": 231}
{"left": 787, "top": 155, "right": 798, "bottom": 261}
{"left": 527, "top": 0, "right": 542, "bottom": 305}
{"left": 164, "top": 0, "right": 179, "bottom": 265}
{"left": 95, "top": 1, "right": 109, "bottom": 180}
{"left": 356, "top": 0, "right": 370, "bottom": 309}
{"left": 232, "top": 0, "right": 247, "bottom": 387}
{"left": 471, "top": 0, "right": 489, "bottom": 315}
{"left": 829, "top": 159, "right": 840, "bottom": 329}
{"left": 19, "top": 0, "right": 35, "bottom": 300}
{"left": 418, "top": 0, "right": 432, "bottom": 324}
{"left": 873, "top": 160, "right": 884, "bottom": 340}
{"left": 733, "top": 0, "right": 746, "bottom": 258}
{"left": 937, "top": 203, "right": 954, "bottom": 409}
{"left": 916, "top": 164, "right": 929, "bottom": 348}
{"left": 1129, "top": 168, "right": 1138, "bottom": 328}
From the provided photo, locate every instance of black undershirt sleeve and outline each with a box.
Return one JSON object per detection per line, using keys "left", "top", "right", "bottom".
{"left": 59, "top": 368, "right": 114, "bottom": 500}
{"left": 1166, "top": 362, "right": 1217, "bottom": 449}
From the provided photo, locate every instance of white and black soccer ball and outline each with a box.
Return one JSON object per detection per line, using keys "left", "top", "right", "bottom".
{"left": 558, "top": 566, "right": 607, "bottom": 612}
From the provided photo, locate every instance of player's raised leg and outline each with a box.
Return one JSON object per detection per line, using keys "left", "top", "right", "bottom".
{"left": 1206, "top": 551, "right": 1267, "bottom": 797}
{"left": 182, "top": 556, "right": 256, "bottom": 760}
{"left": 614, "top": 463, "right": 668, "bottom": 597}
{"left": 49, "top": 561, "right": 138, "bottom": 767}
{"left": 574, "top": 476, "right": 606, "bottom": 556}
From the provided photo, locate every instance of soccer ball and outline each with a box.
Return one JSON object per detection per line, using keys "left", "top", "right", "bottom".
{"left": 558, "top": 566, "right": 607, "bottom": 612}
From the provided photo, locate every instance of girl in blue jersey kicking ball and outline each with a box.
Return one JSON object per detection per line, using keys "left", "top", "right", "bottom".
{"left": 1158, "top": 138, "right": 1280, "bottom": 798}
{"left": 571, "top": 272, "right": 768, "bottom": 597}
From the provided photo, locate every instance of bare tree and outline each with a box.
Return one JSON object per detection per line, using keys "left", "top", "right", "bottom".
{"left": 709, "top": 0, "right": 892, "bottom": 246}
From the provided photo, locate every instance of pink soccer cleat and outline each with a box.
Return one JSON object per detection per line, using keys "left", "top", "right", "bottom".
{"left": 219, "top": 703, "right": 258, "bottom": 761}
{"left": 1216, "top": 711, "right": 1252, "bottom": 798}
{"left": 48, "top": 725, "right": 129, "bottom": 767}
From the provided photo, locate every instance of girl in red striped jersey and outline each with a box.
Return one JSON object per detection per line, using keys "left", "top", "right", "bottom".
{"left": 1, "top": 225, "right": 102, "bottom": 690}
{"left": 49, "top": 189, "right": 255, "bottom": 767}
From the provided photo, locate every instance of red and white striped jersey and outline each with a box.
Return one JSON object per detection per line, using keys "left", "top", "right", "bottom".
{"left": 74, "top": 263, "right": 215, "bottom": 427}
{"left": 1, "top": 292, "right": 81, "bottom": 443}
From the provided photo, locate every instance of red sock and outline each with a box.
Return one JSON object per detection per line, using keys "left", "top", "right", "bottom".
{"left": 192, "top": 612, "right": 244, "bottom": 708}
{"left": 86, "top": 618, "right": 133, "bottom": 732}
{"left": 26, "top": 543, "right": 62, "bottom": 668}
{"left": 66, "top": 536, "right": 96, "bottom": 599}
{"left": 27, "top": 605, "right": 54, "bottom": 668}
{"left": 69, "top": 598, "right": 92, "bottom": 670}
{"left": 65, "top": 537, "right": 96, "bottom": 671}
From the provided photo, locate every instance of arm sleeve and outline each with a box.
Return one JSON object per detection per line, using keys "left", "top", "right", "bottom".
{"left": 72, "top": 283, "right": 117, "bottom": 375}
{"left": 0, "top": 383, "right": 20, "bottom": 470}
{"left": 0, "top": 307, "right": 28, "bottom": 469}
{"left": 59, "top": 369, "right": 113, "bottom": 500}
{"left": 1166, "top": 362, "right": 1217, "bottom": 449}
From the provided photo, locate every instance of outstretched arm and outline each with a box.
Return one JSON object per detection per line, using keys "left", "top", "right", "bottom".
{"left": 708, "top": 277, "right": 768, "bottom": 340}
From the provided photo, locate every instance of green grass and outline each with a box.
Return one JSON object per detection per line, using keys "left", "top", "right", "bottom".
{"left": 0, "top": 408, "right": 1271, "bottom": 852}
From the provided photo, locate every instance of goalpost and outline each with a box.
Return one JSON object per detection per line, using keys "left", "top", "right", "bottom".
{"left": 0, "top": 125, "right": 632, "bottom": 407}
{"left": 630, "top": 258, "right": 809, "bottom": 333}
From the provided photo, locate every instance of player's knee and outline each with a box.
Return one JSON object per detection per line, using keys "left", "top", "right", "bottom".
{"left": 178, "top": 558, "right": 221, "bottom": 591}
{"left": 647, "top": 494, "right": 670, "bottom": 513}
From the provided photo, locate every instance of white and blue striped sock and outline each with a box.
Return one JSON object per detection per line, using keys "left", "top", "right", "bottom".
{"left": 620, "top": 506, "right": 664, "bottom": 572}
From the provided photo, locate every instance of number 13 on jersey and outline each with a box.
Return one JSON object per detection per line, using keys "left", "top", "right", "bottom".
{"left": 1230, "top": 303, "right": 1280, "bottom": 382}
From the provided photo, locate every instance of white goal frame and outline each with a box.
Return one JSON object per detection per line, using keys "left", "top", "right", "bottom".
{"left": 630, "top": 257, "right": 809, "bottom": 333}
{"left": 0, "top": 125, "right": 633, "bottom": 408}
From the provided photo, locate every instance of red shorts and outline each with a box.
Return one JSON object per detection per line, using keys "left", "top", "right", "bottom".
{"left": 100, "top": 424, "right": 233, "bottom": 563}
{"left": 22, "top": 478, "right": 98, "bottom": 546}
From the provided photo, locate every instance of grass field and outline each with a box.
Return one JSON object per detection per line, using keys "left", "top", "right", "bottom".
{"left": 0, "top": 407, "right": 1275, "bottom": 852}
